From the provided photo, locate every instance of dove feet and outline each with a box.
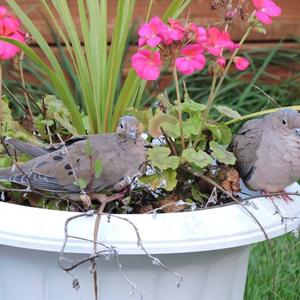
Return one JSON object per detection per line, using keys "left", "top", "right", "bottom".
{"left": 261, "top": 190, "right": 293, "bottom": 203}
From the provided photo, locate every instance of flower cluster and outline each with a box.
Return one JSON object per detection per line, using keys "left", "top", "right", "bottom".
{"left": 131, "top": 17, "right": 248, "bottom": 81}
{"left": 131, "top": 0, "right": 281, "bottom": 81}
{"left": 0, "top": 6, "right": 25, "bottom": 60}
{"left": 252, "top": 0, "right": 281, "bottom": 25}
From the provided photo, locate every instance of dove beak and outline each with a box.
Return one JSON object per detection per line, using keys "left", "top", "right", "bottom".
{"left": 295, "top": 128, "right": 300, "bottom": 136}
{"left": 128, "top": 130, "right": 137, "bottom": 142}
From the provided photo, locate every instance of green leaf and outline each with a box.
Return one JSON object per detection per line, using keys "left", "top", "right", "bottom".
{"left": 156, "top": 93, "right": 174, "bottom": 111}
{"left": 215, "top": 105, "right": 241, "bottom": 119}
{"left": 148, "top": 147, "right": 180, "bottom": 170}
{"left": 140, "top": 173, "right": 161, "bottom": 190}
{"left": 161, "top": 122, "right": 180, "bottom": 139}
{"left": 182, "top": 96, "right": 206, "bottom": 114}
{"left": 44, "top": 95, "right": 79, "bottom": 135}
{"left": 84, "top": 139, "right": 94, "bottom": 156}
{"left": 74, "top": 178, "right": 88, "bottom": 189}
{"left": 191, "top": 187, "right": 205, "bottom": 203}
{"left": 180, "top": 115, "right": 202, "bottom": 138}
{"left": 94, "top": 159, "right": 103, "bottom": 178}
{"left": 206, "top": 124, "right": 222, "bottom": 141}
{"left": 140, "top": 169, "right": 177, "bottom": 191}
{"left": 0, "top": 179, "right": 12, "bottom": 188}
{"left": 148, "top": 110, "right": 178, "bottom": 137}
{"left": 162, "top": 169, "right": 177, "bottom": 191}
{"left": 209, "top": 141, "right": 236, "bottom": 165}
{"left": 181, "top": 148, "right": 213, "bottom": 168}
{"left": 1, "top": 97, "right": 37, "bottom": 142}
{"left": 0, "top": 156, "right": 12, "bottom": 168}
{"left": 218, "top": 123, "right": 232, "bottom": 145}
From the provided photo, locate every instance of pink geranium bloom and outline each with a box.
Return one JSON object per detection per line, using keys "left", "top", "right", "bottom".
{"left": 0, "top": 6, "right": 25, "bottom": 60}
{"left": 138, "top": 16, "right": 167, "bottom": 47}
{"left": 205, "top": 27, "right": 237, "bottom": 56}
{"left": 189, "top": 23, "right": 207, "bottom": 43}
{"left": 0, "top": 6, "right": 20, "bottom": 36}
{"left": 253, "top": 0, "right": 281, "bottom": 24}
{"left": 233, "top": 56, "right": 250, "bottom": 71}
{"left": 175, "top": 44, "right": 206, "bottom": 75}
{"left": 0, "top": 31, "right": 25, "bottom": 60}
{"left": 216, "top": 56, "right": 226, "bottom": 67}
{"left": 159, "top": 18, "right": 185, "bottom": 45}
{"left": 131, "top": 49, "right": 161, "bottom": 80}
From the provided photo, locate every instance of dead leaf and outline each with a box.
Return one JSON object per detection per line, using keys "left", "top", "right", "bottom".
{"left": 153, "top": 194, "right": 186, "bottom": 213}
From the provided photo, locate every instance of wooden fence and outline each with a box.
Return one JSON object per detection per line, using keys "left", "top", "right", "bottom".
{"left": 2, "top": 0, "right": 300, "bottom": 81}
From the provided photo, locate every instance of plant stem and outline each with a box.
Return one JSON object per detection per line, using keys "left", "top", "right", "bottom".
{"left": 226, "top": 105, "right": 300, "bottom": 126}
{"left": 172, "top": 65, "right": 185, "bottom": 151}
{"left": 192, "top": 73, "right": 217, "bottom": 148}
{"left": 19, "top": 51, "right": 34, "bottom": 124}
{"left": 145, "top": 0, "right": 154, "bottom": 22}
{"left": 192, "top": 12, "right": 255, "bottom": 148}
{"left": 211, "top": 25, "right": 252, "bottom": 101}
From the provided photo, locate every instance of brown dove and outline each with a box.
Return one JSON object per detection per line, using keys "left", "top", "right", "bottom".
{"left": 0, "top": 116, "right": 146, "bottom": 197}
{"left": 230, "top": 109, "right": 300, "bottom": 197}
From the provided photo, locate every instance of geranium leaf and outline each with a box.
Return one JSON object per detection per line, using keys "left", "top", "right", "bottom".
{"left": 209, "top": 141, "right": 236, "bottom": 165}
{"left": 140, "top": 169, "right": 177, "bottom": 191}
{"left": 148, "top": 147, "right": 180, "bottom": 170}
{"left": 162, "top": 169, "right": 177, "bottom": 191}
{"left": 148, "top": 110, "right": 178, "bottom": 138}
{"left": 215, "top": 105, "right": 241, "bottom": 119}
{"left": 182, "top": 96, "right": 206, "bottom": 113}
{"left": 182, "top": 148, "right": 213, "bottom": 168}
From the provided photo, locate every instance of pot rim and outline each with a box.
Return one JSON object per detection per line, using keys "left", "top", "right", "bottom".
{"left": 0, "top": 183, "right": 300, "bottom": 254}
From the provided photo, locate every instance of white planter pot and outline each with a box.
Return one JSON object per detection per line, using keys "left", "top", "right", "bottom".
{"left": 1, "top": 183, "right": 300, "bottom": 300}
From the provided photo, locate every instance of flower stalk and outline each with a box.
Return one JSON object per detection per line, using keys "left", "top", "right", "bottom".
{"left": 192, "top": 12, "right": 255, "bottom": 148}
{"left": 172, "top": 65, "right": 185, "bottom": 151}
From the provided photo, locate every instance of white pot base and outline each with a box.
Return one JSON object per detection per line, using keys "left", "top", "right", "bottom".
{"left": 0, "top": 244, "right": 249, "bottom": 300}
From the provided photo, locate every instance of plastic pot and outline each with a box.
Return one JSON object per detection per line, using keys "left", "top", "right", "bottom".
{"left": 0, "top": 183, "right": 300, "bottom": 300}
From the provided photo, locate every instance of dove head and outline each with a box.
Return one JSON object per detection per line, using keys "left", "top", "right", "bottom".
{"left": 270, "top": 109, "right": 300, "bottom": 136}
{"left": 116, "top": 116, "right": 140, "bottom": 142}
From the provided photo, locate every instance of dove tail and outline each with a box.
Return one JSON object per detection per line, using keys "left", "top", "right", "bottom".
{"left": 4, "top": 139, "right": 48, "bottom": 157}
{"left": 0, "top": 166, "right": 16, "bottom": 180}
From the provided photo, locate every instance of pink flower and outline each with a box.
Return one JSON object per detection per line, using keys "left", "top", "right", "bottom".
{"left": 217, "top": 56, "right": 226, "bottom": 67}
{"left": 138, "top": 16, "right": 167, "bottom": 47}
{"left": 205, "top": 27, "right": 237, "bottom": 57}
{"left": 158, "top": 18, "right": 185, "bottom": 45}
{"left": 131, "top": 49, "right": 162, "bottom": 80}
{"left": 0, "top": 6, "right": 25, "bottom": 60}
{"left": 175, "top": 44, "right": 206, "bottom": 75}
{"left": 189, "top": 23, "right": 207, "bottom": 43}
{"left": 233, "top": 56, "right": 250, "bottom": 71}
{"left": 0, "top": 31, "right": 25, "bottom": 60}
{"left": 0, "top": 6, "right": 20, "bottom": 36}
{"left": 253, "top": 0, "right": 281, "bottom": 24}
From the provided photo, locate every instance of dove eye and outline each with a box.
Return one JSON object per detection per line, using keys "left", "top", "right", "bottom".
{"left": 120, "top": 123, "right": 124, "bottom": 129}
{"left": 282, "top": 120, "right": 287, "bottom": 125}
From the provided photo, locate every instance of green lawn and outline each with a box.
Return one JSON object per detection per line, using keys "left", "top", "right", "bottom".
{"left": 245, "top": 234, "right": 300, "bottom": 300}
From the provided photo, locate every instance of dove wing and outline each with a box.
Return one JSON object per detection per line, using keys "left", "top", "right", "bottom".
{"left": 5, "top": 136, "right": 87, "bottom": 157}
{"left": 2, "top": 134, "right": 146, "bottom": 194}
{"left": 230, "top": 119, "right": 264, "bottom": 181}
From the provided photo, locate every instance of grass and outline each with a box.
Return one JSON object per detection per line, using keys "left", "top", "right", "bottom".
{"left": 245, "top": 234, "right": 300, "bottom": 300}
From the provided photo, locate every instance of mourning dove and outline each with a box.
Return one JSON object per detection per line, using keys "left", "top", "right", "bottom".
{"left": 5, "top": 136, "right": 87, "bottom": 157}
{"left": 0, "top": 116, "right": 146, "bottom": 197}
{"left": 230, "top": 109, "right": 300, "bottom": 196}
